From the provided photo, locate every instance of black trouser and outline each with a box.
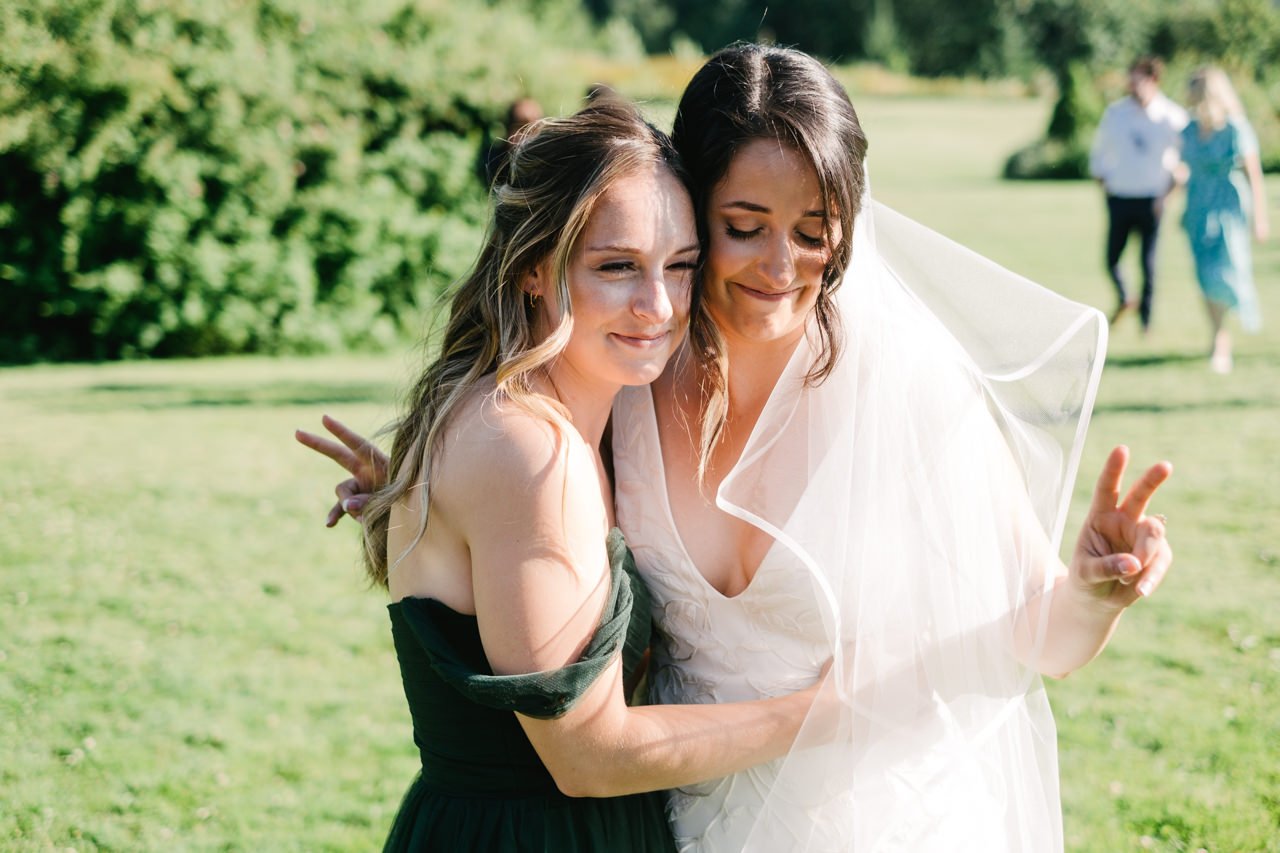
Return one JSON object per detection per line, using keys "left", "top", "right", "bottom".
{"left": 1105, "top": 195, "right": 1161, "bottom": 328}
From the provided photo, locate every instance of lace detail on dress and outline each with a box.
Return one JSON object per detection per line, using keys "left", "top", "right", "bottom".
{"left": 612, "top": 385, "right": 829, "bottom": 852}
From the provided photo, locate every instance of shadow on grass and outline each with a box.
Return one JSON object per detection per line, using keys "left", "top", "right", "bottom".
{"left": 16, "top": 381, "right": 397, "bottom": 412}
{"left": 1107, "top": 349, "right": 1280, "bottom": 370}
{"left": 1105, "top": 351, "right": 1206, "bottom": 369}
{"left": 1095, "top": 396, "right": 1277, "bottom": 415}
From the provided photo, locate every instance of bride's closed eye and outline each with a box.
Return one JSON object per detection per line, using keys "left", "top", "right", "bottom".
{"left": 725, "top": 224, "right": 826, "bottom": 249}
{"left": 795, "top": 230, "right": 825, "bottom": 248}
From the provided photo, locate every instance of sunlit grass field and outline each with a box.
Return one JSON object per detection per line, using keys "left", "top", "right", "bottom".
{"left": 3, "top": 91, "right": 1279, "bottom": 851}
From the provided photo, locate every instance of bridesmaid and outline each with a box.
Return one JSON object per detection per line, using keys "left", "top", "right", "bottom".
{"left": 1180, "top": 66, "right": 1270, "bottom": 374}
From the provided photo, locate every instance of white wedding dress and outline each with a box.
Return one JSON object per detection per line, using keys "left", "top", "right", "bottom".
{"left": 612, "top": 384, "right": 830, "bottom": 853}
{"left": 610, "top": 197, "right": 1104, "bottom": 851}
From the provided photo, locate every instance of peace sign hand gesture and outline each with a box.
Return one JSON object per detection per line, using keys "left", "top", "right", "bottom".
{"left": 1070, "top": 445, "right": 1174, "bottom": 612}
{"left": 294, "top": 415, "right": 389, "bottom": 527}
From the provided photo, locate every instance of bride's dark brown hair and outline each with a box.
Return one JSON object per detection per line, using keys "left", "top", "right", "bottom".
{"left": 673, "top": 44, "right": 869, "bottom": 474}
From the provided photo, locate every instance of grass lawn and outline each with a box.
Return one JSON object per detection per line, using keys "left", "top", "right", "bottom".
{"left": 3, "top": 94, "right": 1279, "bottom": 851}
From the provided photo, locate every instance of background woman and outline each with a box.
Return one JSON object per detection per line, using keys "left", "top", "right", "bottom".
{"left": 304, "top": 46, "right": 1173, "bottom": 852}
{"left": 1180, "top": 66, "right": 1269, "bottom": 373}
{"left": 338, "top": 100, "right": 824, "bottom": 852}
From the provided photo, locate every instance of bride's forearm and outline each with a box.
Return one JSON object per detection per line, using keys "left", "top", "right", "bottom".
{"left": 522, "top": 678, "right": 817, "bottom": 799}
{"left": 1016, "top": 577, "right": 1126, "bottom": 679}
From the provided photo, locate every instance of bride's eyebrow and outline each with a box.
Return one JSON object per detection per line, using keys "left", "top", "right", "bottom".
{"left": 720, "top": 200, "right": 826, "bottom": 218}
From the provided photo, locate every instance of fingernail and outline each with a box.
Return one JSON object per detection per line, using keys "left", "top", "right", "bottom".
{"left": 1137, "top": 579, "right": 1154, "bottom": 597}
{"left": 341, "top": 499, "right": 354, "bottom": 513}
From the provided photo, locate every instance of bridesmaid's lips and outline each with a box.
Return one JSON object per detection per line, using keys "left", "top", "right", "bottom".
{"left": 611, "top": 331, "right": 671, "bottom": 348}
{"left": 734, "top": 282, "right": 797, "bottom": 302}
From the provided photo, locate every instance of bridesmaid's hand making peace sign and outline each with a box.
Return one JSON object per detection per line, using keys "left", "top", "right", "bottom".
{"left": 294, "top": 415, "right": 388, "bottom": 527}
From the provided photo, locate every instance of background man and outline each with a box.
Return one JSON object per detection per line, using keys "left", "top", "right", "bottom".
{"left": 1089, "top": 56, "right": 1188, "bottom": 331}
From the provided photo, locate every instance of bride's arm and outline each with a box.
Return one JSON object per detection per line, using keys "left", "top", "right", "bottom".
{"left": 1015, "top": 446, "right": 1173, "bottom": 678}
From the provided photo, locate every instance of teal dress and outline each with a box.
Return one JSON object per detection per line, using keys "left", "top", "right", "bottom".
{"left": 382, "top": 530, "right": 675, "bottom": 852}
{"left": 1181, "top": 117, "right": 1262, "bottom": 331}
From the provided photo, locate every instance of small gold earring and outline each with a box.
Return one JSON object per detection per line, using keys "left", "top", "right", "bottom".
{"left": 527, "top": 291, "right": 541, "bottom": 308}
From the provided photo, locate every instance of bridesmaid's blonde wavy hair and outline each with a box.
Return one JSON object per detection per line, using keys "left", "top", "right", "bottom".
{"left": 361, "top": 101, "right": 688, "bottom": 585}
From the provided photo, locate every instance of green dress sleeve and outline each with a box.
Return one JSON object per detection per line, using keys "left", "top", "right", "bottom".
{"left": 393, "top": 528, "right": 653, "bottom": 720}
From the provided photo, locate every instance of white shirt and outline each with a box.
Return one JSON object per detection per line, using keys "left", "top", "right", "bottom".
{"left": 1089, "top": 92, "right": 1188, "bottom": 198}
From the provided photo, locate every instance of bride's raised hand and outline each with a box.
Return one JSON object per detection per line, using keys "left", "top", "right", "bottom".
{"left": 294, "top": 415, "right": 389, "bottom": 527}
{"left": 1070, "top": 445, "right": 1173, "bottom": 611}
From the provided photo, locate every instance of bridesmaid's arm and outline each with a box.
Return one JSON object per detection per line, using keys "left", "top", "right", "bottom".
{"left": 453, "top": 403, "right": 820, "bottom": 799}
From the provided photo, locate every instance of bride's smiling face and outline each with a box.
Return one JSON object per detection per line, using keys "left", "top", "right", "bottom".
{"left": 702, "top": 139, "right": 839, "bottom": 348}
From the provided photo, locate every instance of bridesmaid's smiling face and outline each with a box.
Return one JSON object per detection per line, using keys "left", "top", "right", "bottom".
{"left": 529, "top": 163, "right": 698, "bottom": 390}
{"left": 701, "top": 140, "right": 839, "bottom": 350}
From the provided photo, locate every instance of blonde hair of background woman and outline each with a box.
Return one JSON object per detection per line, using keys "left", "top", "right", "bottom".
{"left": 1187, "top": 66, "right": 1245, "bottom": 137}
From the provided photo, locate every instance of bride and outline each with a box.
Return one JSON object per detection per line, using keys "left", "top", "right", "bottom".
{"left": 300, "top": 44, "right": 1173, "bottom": 851}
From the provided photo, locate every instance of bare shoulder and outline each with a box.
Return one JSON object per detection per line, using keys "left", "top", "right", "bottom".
{"left": 437, "top": 380, "right": 579, "bottom": 490}
{"left": 429, "top": 378, "right": 613, "bottom": 676}
{"left": 431, "top": 378, "right": 607, "bottom": 545}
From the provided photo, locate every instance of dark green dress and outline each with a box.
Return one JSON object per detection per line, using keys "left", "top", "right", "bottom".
{"left": 383, "top": 530, "right": 675, "bottom": 852}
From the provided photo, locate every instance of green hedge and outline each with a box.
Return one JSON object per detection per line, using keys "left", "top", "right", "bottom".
{"left": 0, "top": 0, "right": 597, "bottom": 362}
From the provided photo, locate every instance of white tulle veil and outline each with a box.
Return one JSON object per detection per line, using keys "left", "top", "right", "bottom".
{"left": 719, "top": 183, "right": 1107, "bottom": 850}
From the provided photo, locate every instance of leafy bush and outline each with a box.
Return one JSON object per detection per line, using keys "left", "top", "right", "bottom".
{"left": 890, "top": 0, "right": 1030, "bottom": 79}
{"left": 1150, "top": 0, "right": 1280, "bottom": 75}
{"left": 1002, "top": 136, "right": 1091, "bottom": 181}
{"left": 585, "top": 0, "right": 1034, "bottom": 78}
{"left": 1004, "top": 61, "right": 1105, "bottom": 180}
{"left": 0, "top": 0, "right": 592, "bottom": 362}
